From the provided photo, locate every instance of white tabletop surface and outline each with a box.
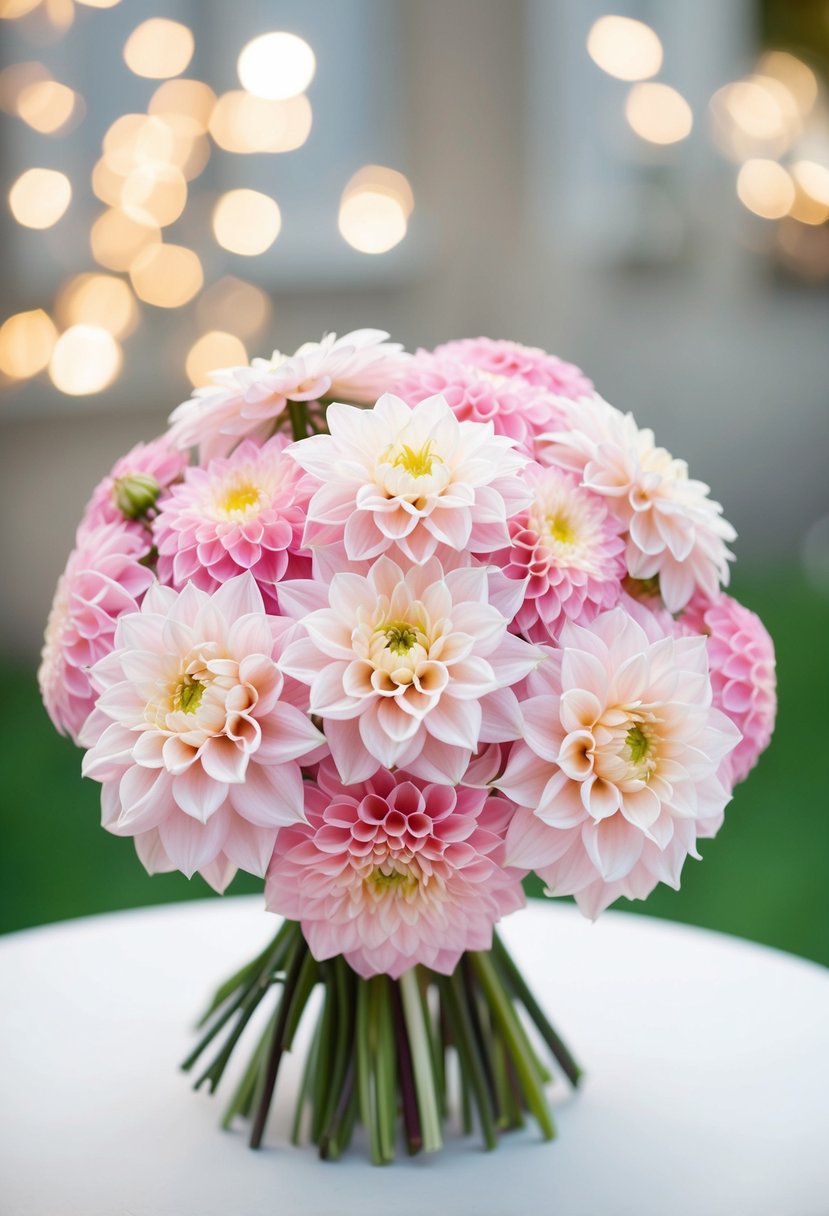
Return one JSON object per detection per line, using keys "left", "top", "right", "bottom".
{"left": 1, "top": 896, "right": 827, "bottom": 1216}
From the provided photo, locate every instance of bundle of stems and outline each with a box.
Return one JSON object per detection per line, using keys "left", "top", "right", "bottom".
{"left": 182, "top": 920, "right": 581, "bottom": 1164}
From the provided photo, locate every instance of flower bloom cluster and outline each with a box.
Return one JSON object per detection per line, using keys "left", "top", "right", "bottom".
{"left": 40, "top": 329, "right": 775, "bottom": 971}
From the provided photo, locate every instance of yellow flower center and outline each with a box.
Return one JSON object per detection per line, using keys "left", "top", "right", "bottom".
{"left": 219, "top": 480, "right": 260, "bottom": 516}
{"left": 365, "top": 864, "right": 419, "bottom": 897}
{"left": 545, "top": 512, "right": 576, "bottom": 545}
{"left": 392, "top": 441, "right": 439, "bottom": 478}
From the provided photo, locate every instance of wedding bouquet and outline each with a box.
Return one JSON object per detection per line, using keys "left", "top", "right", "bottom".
{"left": 39, "top": 330, "right": 776, "bottom": 1162}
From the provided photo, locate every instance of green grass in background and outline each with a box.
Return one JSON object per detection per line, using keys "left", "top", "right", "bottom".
{"left": 1, "top": 564, "right": 827, "bottom": 966}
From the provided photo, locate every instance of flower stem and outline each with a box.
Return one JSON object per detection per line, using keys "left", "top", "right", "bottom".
{"left": 287, "top": 401, "right": 309, "bottom": 441}
{"left": 399, "top": 969, "right": 443, "bottom": 1153}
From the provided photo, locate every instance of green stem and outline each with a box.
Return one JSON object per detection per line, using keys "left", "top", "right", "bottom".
{"left": 439, "top": 973, "right": 498, "bottom": 1151}
{"left": 469, "top": 951, "right": 556, "bottom": 1142}
{"left": 399, "top": 969, "right": 443, "bottom": 1153}
{"left": 491, "top": 932, "right": 582, "bottom": 1087}
{"left": 287, "top": 400, "right": 309, "bottom": 441}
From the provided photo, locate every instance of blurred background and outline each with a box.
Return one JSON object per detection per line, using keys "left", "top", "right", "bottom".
{"left": 0, "top": 0, "right": 827, "bottom": 964}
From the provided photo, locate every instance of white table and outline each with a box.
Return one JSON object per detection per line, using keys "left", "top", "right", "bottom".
{"left": 1, "top": 898, "right": 827, "bottom": 1216}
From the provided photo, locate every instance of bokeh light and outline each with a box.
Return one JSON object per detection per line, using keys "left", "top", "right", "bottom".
{"left": 237, "top": 32, "right": 315, "bottom": 101}
{"left": 0, "top": 62, "right": 48, "bottom": 113}
{"left": 208, "top": 90, "right": 312, "bottom": 154}
{"left": 90, "top": 209, "right": 160, "bottom": 272}
{"left": 185, "top": 331, "right": 248, "bottom": 387}
{"left": 0, "top": 309, "right": 57, "bottom": 379}
{"left": 123, "top": 19, "right": 194, "bottom": 80}
{"left": 17, "top": 78, "right": 78, "bottom": 133}
{"left": 736, "top": 159, "right": 795, "bottom": 220}
{"left": 0, "top": 0, "right": 42, "bottom": 18}
{"left": 121, "top": 164, "right": 187, "bottom": 227}
{"left": 338, "top": 166, "right": 412, "bottom": 254}
{"left": 55, "top": 273, "right": 138, "bottom": 339}
{"left": 197, "top": 276, "right": 271, "bottom": 340}
{"left": 129, "top": 243, "right": 203, "bottom": 308}
{"left": 212, "top": 189, "right": 281, "bottom": 255}
{"left": 49, "top": 325, "right": 122, "bottom": 395}
{"left": 791, "top": 160, "right": 829, "bottom": 208}
{"left": 757, "top": 51, "right": 818, "bottom": 117}
{"left": 148, "top": 79, "right": 216, "bottom": 136}
{"left": 625, "top": 83, "right": 693, "bottom": 145}
{"left": 9, "top": 168, "right": 71, "bottom": 228}
{"left": 75, "top": 0, "right": 123, "bottom": 8}
{"left": 586, "top": 16, "right": 663, "bottom": 82}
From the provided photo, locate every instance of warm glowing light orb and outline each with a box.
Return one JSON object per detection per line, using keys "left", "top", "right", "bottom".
{"left": 792, "top": 160, "right": 829, "bottom": 207}
{"left": 0, "top": 309, "right": 57, "bottom": 379}
{"left": 185, "top": 331, "right": 248, "bottom": 387}
{"left": 17, "top": 78, "right": 77, "bottom": 134}
{"left": 625, "top": 83, "right": 693, "bottom": 145}
{"left": 9, "top": 168, "right": 71, "bottom": 228}
{"left": 237, "top": 32, "right": 315, "bottom": 101}
{"left": 124, "top": 18, "right": 194, "bottom": 80}
{"left": 57, "top": 273, "right": 138, "bottom": 339}
{"left": 338, "top": 189, "right": 408, "bottom": 254}
{"left": 49, "top": 325, "right": 122, "bottom": 395}
{"left": 91, "top": 209, "right": 160, "bottom": 272}
{"left": 129, "top": 243, "right": 203, "bottom": 308}
{"left": 208, "top": 90, "right": 311, "bottom": 154}
{"left": 148, "top": 78, "right": 216, "bottom": 136}
{"left": 121, "top": 164, "right": 187, "bottom": 227}
{"left": 736, "top": 159, "right": 795, "bottom": 219}
{"left": 212, "top": 189, "right": 281, "bottom": 255}
{"left": 587, "top": 16, "right": 663, "bottom": 82}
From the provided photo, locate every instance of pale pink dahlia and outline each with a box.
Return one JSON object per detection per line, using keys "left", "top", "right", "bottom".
{"left": 539, "top": 394, "right": 736, "bottom": 612}
{"left": 491, "top": 464, "right": 625, "bottom": 642}
{"left": 433, "top": 337, "right": 594, "bottom": 399}
{"left": 79, "top": 436, "right": 188, "bottom": 542}
{"left": 79, "top": 575, "right": 325, "bottom": 884}
{"left": 279, "top": 556, "right": 542, "bottom": 785}
{"left": 393, "top": 352, "right": 567, "bottom": 452}
{"left": 38, "top": 522, "right": 154, "bottom": 742}
{"left": 153, "top": 436, "right": 312, "bottom": 611}
{"left": 169, "top": 329, "right": 409, "bottom": 460}
{"left": 680, "top": 592, "right": 776, "bottom": 785}
{"left": 498, "top": 606, "right": 740, "bottom": 918}
{"left": 266, "top": 760, "right": 525, "bottom": 978}
{"left": 288, "top": 393, "right": 531, "bottom": 565}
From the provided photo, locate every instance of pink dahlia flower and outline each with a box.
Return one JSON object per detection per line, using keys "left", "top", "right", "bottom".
{"left": 38, "top": 522, "right": 154, "bottom": 742}
{"left": 266, "top": 760, "right": 525, "bottom": 978}
{"left": 498, "top": 606, "right": 740, "bottom": 918}
{"left": 79, "top": 435, "right": 187, "bottom": 542}
{"left": 153, "top": 435, "right": 312, "bottom": 611}
{"left": 168, "top": 329, "right": 409, "bottom": 460}
{"left": 432, "top": 336, "right": 594, "bottom": 400}
{"left": 680, "top": 592, "right": 776, "bottom": 785}
{"left": 393, "top": 352, "right": 568, "bottom": 452}
{"left": 288, "top": 393, "right": 531, "bottom": 566}
{"left": 491, "top": 464, "right": 625, "bottom": 641}
{"left": 539, "top": 395, "right": 736, "bottom": 612}
{"left": 79, "top": 575, "right": 325, "bottom": 884}
{"left": 279, "top": 556, "right": 542, "bottom": 785}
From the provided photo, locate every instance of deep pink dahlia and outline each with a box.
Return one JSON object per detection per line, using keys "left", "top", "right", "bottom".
{"left": 79, "top": 436, "right": 187, "bottom": 542}
{"left": 680, "top": 592, "right": 777, "bottom": 785}
{"left": 38, "top": 522, "right": 154, "bottom": 742}
{"left": 491, "top": 464, "right": 625, "bottom": 641}
{"left": 432, "top": 337, "right": 594, "bottom": 399}
{"left": 393, "top": 352, "right": 568, "bottom": 452}
{"left": 153, "top": 435, "right": 313, "bottom": 611}
{"left": 266, "top": 760, "right": 525, "bottom": 978}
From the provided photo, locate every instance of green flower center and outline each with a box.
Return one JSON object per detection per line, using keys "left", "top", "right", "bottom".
{"left": 545, "top": 512, "right": 576, "bottom": 545}
{"left": 366, "top": 866, "right": 418, "bottom": 896}
{"left": 383, "top": 622, "right": 418, "bottom": 655}
{"left": 174, "top": 675, "right": 205, "bottom": 714}
{"left": 625, "top": 724, "right": 650, "bottom": 766}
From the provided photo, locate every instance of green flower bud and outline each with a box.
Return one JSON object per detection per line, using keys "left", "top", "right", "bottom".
{"left": 113, "top": 472, "right": 161, "bottom": 520}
